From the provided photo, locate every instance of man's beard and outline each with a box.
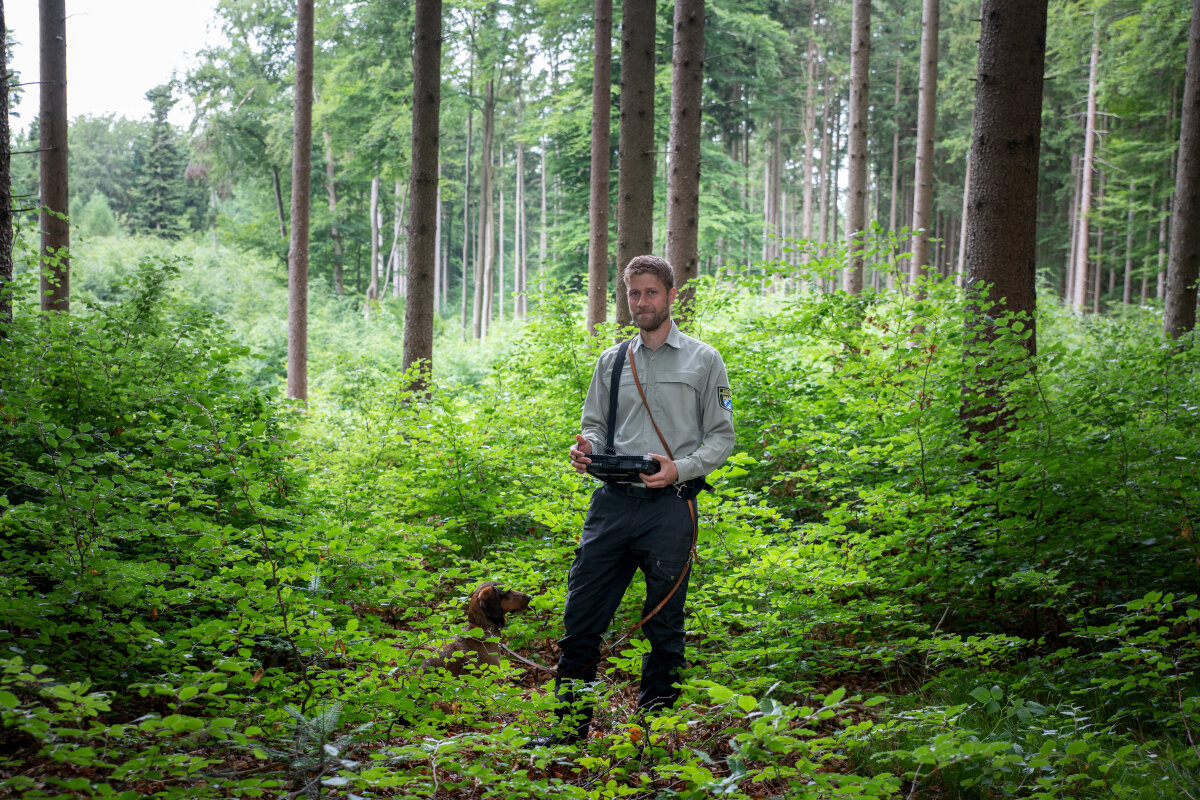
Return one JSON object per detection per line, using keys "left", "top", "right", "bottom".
{"left": 634, "top": 306, "right": 670, "bottom": 332}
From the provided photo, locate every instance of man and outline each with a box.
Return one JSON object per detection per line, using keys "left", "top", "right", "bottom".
{"left": 536, "top": 255, "right": 735, "bottom": 746}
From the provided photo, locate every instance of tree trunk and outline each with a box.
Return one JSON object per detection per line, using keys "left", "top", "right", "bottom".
{"left": 39, "top": 0, "right": 69, "bottom": 313}
{"left": 587, "top": 0, "right": 613, "bottom": 334}
{"left": 1165, "top": 0, "right": 1200, "bottom": 339}
{"left": 286, "top": 0, "right": 314, "bottom": 402}
{"left": 963, "top": 0, "right": 1047, "bottom": 358}
{"left": 272, "top": 166, "right": 288, "bottom": 240}
{"left": 818, "top": 73, "right": 832, "bottom": 259}
{"left": 888, "top": 53, "right": 901, "bottom": 285}
{"left": 516, "top": 92, "right": 527, "bottom": 321}
{"left": 0, "top": 0, "right": 13, "bottom": 329}
{"left": 473, "top": 80, "right": 495, "bottom": 340}
{"left": 403, "top": 0, "right": 442, "bottom": 383}
{"left": 956, "top": 136, "right": 971, "bottom": 286}
{"left": 366, "top": 174, "right": 380, "bottom": 315}
{"left": 844, "top": 0, "right": 870, "bottom": 295}
{"left": 1093, "top": 171, "right": 1105, "bottom": 314}
{"left": 498, "top": 148, "right": 505, "bottom": 323}
{"left": 324, "top": 131, "right": 345, "bottom": 295}
{"left": 1123, "top": 177, "right": 1135, "bottom": 306}
{"left": 801, "top": 0, "right": 818, "bottom": 259}
{"left": 616, "top": 0, "right": 655, "bottom": 328}
{"left": 909, "top": 0, "right": 940, "bottom": 288}
{"left": 768, "top": 113, "right": 783, "bottom": 262}
{"left": 666, "top": 0, "right": 705, "bottom": 307}
{"left": 1071, "top": 18, "right": 1101, "bottom": 312}
{"left": 539, "top": 135, "right": 548, "bottom": 304}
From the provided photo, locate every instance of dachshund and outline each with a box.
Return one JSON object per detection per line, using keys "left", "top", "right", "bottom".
{"left": 421, "top": 581, "right": 533, "bottom": 676}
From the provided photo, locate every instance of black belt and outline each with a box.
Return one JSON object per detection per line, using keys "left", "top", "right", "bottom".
{"left": 603, "top": 478, "right": 708, "bottom": 501}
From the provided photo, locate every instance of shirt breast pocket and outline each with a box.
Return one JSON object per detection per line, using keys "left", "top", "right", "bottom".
{"left": 656, "top": 369, "right": 704, "bottom": 430}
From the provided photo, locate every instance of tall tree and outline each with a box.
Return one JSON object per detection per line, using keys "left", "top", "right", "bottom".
{"left": 324, "top": 131, "right": 345, "bottom": 295}
{"left": 1071, "top": 16, "right": 1101, "bottom": 312}
{"left": 843, "top": 0, "right": 870, "bottom": 294}
{"left": 586, "top": 0, "right": 612, "bottom": 334}
{"left": 39, "top": 0, "right": 68, "bottom": 312}
{"left": 963, "top": 0, "right": 1048, "bottom": 357}
{"left": 666, "top": 0, "right": 705, "bottom": 304}
{"left": 128, "top": 86, "right": 201, "bottom": 237}
{"left": 615, "top": 0, "right": 655, "bottom": 328}
{"left": 286, "top": 0, "right": 314, "bottom": 402}
{"left": 909, "top": 0, "right": 940, "bottom": 287}
{"left": 1, "top": 0, "right": 12, "bottom": 329}
{"left": 403, "top": 0, "right": 443, "bottom": 382}
{"left": 1164, "top": 0, "right": 1200, "bottom": 340}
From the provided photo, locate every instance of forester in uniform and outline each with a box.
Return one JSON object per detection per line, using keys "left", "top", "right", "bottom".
{"left": 533, "top": 255, "right": 735, "bottom": 746}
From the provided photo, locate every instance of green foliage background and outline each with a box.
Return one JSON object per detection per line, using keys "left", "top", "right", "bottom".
{"left": 1, "top": 231, "right": 1198, "bottom": 798}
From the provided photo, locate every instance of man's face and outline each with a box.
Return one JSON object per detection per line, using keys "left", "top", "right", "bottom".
{"left": 626, "top": 272, "right": 676, "bottom": 332}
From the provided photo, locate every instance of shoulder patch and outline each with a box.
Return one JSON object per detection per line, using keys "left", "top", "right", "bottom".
{"left": 718, "top": 386, "right": 732, "bottom": 411}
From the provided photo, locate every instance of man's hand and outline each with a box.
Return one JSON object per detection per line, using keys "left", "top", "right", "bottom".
{"left": 569, "top": 434, "right": 593, "bottom": 474}
{"left": 641, "top": 453, "right": 678, "bottom": 488}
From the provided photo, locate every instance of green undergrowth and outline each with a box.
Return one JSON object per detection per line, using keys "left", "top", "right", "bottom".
{"left": 1, "top": 244, "right": 1198, "bottom": 798}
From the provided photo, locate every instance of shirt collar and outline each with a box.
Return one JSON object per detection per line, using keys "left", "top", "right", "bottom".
{"left": 631, "top": 320, "right": 681, "bottom": 353}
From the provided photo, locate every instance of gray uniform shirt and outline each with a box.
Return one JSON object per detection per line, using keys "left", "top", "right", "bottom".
{"left": 581, "top": 321, "right": 735, "bottom": 483}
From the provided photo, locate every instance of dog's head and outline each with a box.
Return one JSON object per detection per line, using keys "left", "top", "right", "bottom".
{"left": 467, "top": 581, "right": 533, "bottom": 631}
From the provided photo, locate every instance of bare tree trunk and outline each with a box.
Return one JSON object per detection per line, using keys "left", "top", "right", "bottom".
{"left": 516, "top": 93, "right": 527, "bottom": 321}
{"left": 0, "top": 0, "right": 13, "bottom": 329}
{"left": 587, "top": 0, "right": 613, "bottom": 333}
{"left": 909, "top": 0, "right": 940, "bottom": 288}
{"left": 666, "top": 0, "right": 705, "bottom": 306}
{"left": 403, "top": 0, "right": 442, "bottom": 382}
{"left": 499, "top": 147, "right": 506, "bottom": 323}
{"left": 1093, "top": 171, "right": 1105, "bottom": 314}
{"left": 539, "top": 135, "right": 548, "bottom": 304}
{"left": 286, "top": 0, "right": 314, "bottom": 401}
{"left": 768, "top": 113, "right": 783, "bottom": 262}
{"left": 616, "top": 0, "right": 655, "bottom": 327}
{"left": 460, "top": 60, "right": 474, "bottom": 339}
{"left": 956, "top": 140, "right": 971, "bottom": 286}
{"left": 324, "top": 131, "right": 345, "bottom": 295}
{"left": 474, "top": 80, "right": 495, "bottom": 339}
{"left": 434, "top": 177, "right": 441, "bottom": 313}
{"left": 271, "top": 167, "right": 288, "bottom": 239}
{"left": 39, "top": 0, "right": 69, "bottom": 312}
{"left": 801, "top": 0, "right": 819, "bottom": 258}
{"left": 366, "top": 174, "right": 380, "bottom": 316}
{"left": 963, "top": 0, "right": 1047, "bottom": 358}
{"left": 383, "top": 181, "right": 406, "bottom": 296}
{"left": 818, "top": 73, "right": 832, "bottom": 259}
{"left": 1123, "top": 177, "right": 1135, "bottom": 306}
{"left": 844, "top": 0, "right": 870, "bottom": 295}
{"left": 888, "top": 53, "right": 901, "bottom": 286}
{"left": 1065, "top": 152, "right": 1080, "bottom": 300}
{"left": 1165, "top": 0, "right": 1200, "bottom": 338}
{"left": 1071, "top": 18, "right": 1101, "bottom": 312}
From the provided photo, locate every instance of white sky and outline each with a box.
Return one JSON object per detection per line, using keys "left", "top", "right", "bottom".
{"left": 7, "top": 0, "right": 224, "bottom": 131}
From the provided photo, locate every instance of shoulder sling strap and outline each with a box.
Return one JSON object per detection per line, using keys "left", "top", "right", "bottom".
{"left": 605, "top": 338, "right": 633, "bottom": 454}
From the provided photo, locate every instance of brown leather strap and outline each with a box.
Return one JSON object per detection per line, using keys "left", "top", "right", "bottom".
{"left": 627, "top": 347, "right": 674, "bottom": 460}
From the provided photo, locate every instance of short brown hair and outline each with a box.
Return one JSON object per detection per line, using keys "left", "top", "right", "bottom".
{"left": 622, "top": 255, "right": 674, "bottom": 290}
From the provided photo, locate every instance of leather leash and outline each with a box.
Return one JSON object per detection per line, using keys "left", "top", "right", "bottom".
{"left": 501, "top": 338, "right": 700, "bottom": 679}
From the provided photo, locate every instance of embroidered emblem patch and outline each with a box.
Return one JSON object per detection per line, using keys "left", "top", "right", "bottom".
{"left": 718, "top": 386, "right": 732, "bottom": 411}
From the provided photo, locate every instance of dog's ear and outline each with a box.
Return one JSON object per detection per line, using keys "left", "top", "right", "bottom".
{"left": 475, "top": 584, "right": 506, "bottom": 629}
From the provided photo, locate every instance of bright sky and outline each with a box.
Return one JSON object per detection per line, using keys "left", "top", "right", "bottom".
{"left": 7, "top": 0, "right": 224, "bottom": 131}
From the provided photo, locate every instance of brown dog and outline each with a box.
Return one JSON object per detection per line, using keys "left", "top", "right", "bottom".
{"left": 421, "top": 581, "right": 533, "bottom": 676}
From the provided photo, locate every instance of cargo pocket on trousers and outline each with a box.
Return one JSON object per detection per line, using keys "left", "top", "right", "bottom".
{"left": 649, "top": 557, "right": 685, "bottom": 586}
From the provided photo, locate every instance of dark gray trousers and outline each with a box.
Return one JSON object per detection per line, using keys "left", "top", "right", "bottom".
{"left": 554, "top": 484, "right": 695, "bottom": 724}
